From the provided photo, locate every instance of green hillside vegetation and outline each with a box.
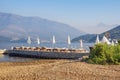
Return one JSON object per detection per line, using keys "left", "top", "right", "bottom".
{"left": 87, "top": 43, "right": 120, "bottom": 65}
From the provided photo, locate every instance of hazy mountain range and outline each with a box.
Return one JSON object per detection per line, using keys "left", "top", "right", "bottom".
{"left": 72, "top": 25, "right": 120, "bottom": 43}
{"left": 87, "top": 22, "right": 118, "bottom": 34}
{"left": 1, "top": 12, "right": 119, "bottom": 43}
{"left": 0, "top": 12, "right": 86, "bottom": 42}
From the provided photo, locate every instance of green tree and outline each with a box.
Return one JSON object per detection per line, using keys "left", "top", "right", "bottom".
{"left": 87, "top": 43, "right": 120, "bottom": 65}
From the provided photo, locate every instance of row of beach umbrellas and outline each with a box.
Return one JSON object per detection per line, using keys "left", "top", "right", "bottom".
{"left": 27, "top": 36, "right": 83, "bottom": 48}
{"left": 95, "top": 35, "right": 118, "bottom": 45}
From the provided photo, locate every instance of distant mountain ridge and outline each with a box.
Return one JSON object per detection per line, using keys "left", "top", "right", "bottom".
{"left": 72, "top": 25, "right": 120, "bottom": 43}
{"left": 0, "top": 12, "right": 86, "bottom": 42}
{"left": 87, "top": 22, "right": 118, "bottom": 34}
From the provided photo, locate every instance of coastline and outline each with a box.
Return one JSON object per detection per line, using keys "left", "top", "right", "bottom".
{"left": 0, "top": 60, "right": 120, "bottom": 80}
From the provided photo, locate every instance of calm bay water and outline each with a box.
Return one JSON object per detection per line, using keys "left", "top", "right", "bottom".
{"left": 0, "top": 42, "right": 94, "bottom": 62}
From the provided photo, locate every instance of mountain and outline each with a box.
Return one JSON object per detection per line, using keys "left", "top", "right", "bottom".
{"left": 71, "top": 34, "right": 96, "bottom": 43}
{"left": 72, "top": 25, "right": 120, "bottom": 43}
{"left": 87, "top": 22, "right": 118, "bottom": 34}
{"left": 101, "top": 25, "right": 120, "bottom": 39}
{"left": 0, "top": 12, "right": 86, "bottom": 42}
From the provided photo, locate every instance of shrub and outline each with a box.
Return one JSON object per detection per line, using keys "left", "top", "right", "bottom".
{"left": 118, "top": 40, "right": 120, "bottom": 45}
{"left": 87, "top": 43, "right": 120, "bottom": 65}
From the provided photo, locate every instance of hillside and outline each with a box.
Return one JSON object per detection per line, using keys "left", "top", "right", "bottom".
{"left": 72, "top": 25, "right": 120, "bottom": 43}
{"left": 101, "top": 25, "right": 120, "bottom": 39}
{"left": 0, "top": 12, "right": 85, "bottom": 42}
{"left": 71, "top": 34, "right": 96, "bottom": 43}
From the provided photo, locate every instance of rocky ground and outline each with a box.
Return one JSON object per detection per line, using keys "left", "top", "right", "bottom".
{"left": 0, "top": 59, "right": 120, "bottom": 80}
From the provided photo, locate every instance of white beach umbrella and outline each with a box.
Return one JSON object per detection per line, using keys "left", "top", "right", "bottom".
{"left": 52, "top": 35, "right": 56, "bottom": 44}
{"left": 37, "top": 37, "right": 40, "bottom": 45}
{"left": 115, "top": 40, "right": 118, "bottom": 44}
{"left": 95, "top": 35, "right": 100, "bottom": 44}
{"left": 67, "top": 35, "right": 71, "bottom": 45}
{"left": 52, "top": 35, "right": 56, "bottom": 48}
{"left": 102, "top": 36, "right": 111, "bottom": 44}
{"left": 111, "top": 40, "right": 114, "bottom": 46}
{"left": 67, "top": 35, "right": 71, "bottom": 48}
{"left": 27, "top": 36, "right": 31, "bottom": 45}
{"left": 80, "top": 40, "right": 83, "bottom": 48}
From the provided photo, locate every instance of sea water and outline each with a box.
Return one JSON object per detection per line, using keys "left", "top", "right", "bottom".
{"left": 0, "top": 42, "right": 94, "bottom": 62}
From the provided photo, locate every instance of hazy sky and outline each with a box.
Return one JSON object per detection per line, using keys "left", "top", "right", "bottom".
{"left": 0, "top": 0, "right": 120, "bottom": 33}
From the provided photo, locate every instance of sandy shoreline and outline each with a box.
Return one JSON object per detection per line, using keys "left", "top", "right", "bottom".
{"left": 0, "top": 59, "right": 120, "bottom": 80}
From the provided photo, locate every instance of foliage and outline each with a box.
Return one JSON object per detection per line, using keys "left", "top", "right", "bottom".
{"left": 87, "top": 43, "right": 120, "bottom": 65}
{"left": 118, "top": 39, "right": 120, "bottom": 45}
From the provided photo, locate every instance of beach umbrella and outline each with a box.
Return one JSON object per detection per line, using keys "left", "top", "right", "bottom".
{"left": 52, "top": 35, "right": 56, "bottom": 44}
{"left": 102, "top": 36, "right": 111, "bottom": 44}
{"left": 115, "top": 40, "right": 118, "bottom": 44}
{"left": 67, "top": 35, "right": 71, "bottom": 48}
{"left": 37, "top": 37, "right": 40, "bottom": 45}
{"left": 111, "top": 40, "right": 114, "bottom": 46}
{"left": 95, "top": 35, "right": 100, "bottom": 44}
{"left": 27, "top": 36, "right": 31, "bottom": 45}
{"left": 80, "top": 40, "right": 83, "bottom": 49}
{"left": 52, "top": 35, "right": 56, "bottom": 48}
{"left": 67, "top": 35, "right": 71, "bottom": 45}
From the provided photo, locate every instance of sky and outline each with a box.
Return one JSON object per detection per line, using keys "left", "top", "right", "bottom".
{"left": 0, "top": 0, "right": 120, "bottom": 34}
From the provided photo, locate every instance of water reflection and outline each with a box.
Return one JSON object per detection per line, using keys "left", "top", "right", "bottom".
{"left": 0, "top": 54, "right": 38, "bottom": 62}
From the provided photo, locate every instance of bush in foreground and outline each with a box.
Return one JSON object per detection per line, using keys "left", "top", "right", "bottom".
{"left": 87, "top": 43, "right": 120, "bottom": 65}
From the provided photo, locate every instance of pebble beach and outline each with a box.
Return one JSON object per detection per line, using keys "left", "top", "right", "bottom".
{"left": 0, "top": 59, "right": 120, "bottom": 80}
